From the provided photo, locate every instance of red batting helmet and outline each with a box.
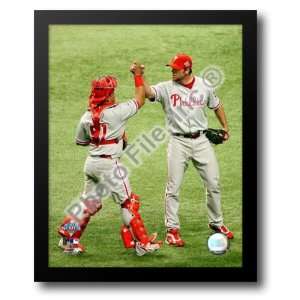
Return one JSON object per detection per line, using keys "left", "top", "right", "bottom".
{"left": 89, "top": 75, "right": 117, "bottom": 107}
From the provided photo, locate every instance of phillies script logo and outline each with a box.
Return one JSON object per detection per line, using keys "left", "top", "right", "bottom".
{"left": 171, "top": 94, "right": 182, "bottom": 106}
{"left": 171, "top": 93, "right": 205, "bottom": 107}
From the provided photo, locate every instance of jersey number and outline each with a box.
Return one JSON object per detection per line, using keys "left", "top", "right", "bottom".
{"left": 90, "top": 122, "right": 108, "bottom": 145}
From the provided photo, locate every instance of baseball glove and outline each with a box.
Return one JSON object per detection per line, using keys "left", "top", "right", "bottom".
{"left": 123, "top": 140, "right": 128, "bottom": 150}
{"left": 123, "top": 131, "right": 128, "bottom": 150}
{"left": 205, "top": 128, "right": 229, "bottom": 145}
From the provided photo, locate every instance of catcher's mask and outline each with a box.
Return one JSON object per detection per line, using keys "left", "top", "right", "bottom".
{"left": 89, "top": 75, "right": 117, "bottom": 108}
{"left": 88, "top": 75, "right": 117, "bottom": 145}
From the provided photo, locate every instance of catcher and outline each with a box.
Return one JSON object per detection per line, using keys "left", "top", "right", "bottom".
{"left": 57, "top": 63, "right": 161, "bottom": 256}
{"left": 131, "top": 54, "right": 233, "bottom": 247}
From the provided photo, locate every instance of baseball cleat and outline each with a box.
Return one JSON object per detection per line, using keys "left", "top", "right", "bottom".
{"left": 63, "top": 244, "right": 85, "bottom": 255}
{"left": 135, "top": 241, "right": 161, "bottom": 256}
{"left": 60, "top": 238, "right": 85, "bottom": 255}
{"left": 58, "top": 237, "right": 68, "bottom": 250}
{"left": 208, "top": 223, "right": 234, "bottom": 239}
{"left": 165, "top": 228, "right": 185, "bottom": 247}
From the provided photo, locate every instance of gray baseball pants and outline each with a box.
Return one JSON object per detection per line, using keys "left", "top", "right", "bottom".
{"left": 83, "top": 156, "right": 134, "bottom": 225}
{"left": 165, "top": 134, "right": 224, "bottom": 230}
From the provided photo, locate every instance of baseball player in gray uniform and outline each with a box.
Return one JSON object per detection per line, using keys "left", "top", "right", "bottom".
{"left": 131, "top": 54, "right": 233, "bottom": 247}
{"left": 57, "top": 63, "right": 161, "bottom": 256}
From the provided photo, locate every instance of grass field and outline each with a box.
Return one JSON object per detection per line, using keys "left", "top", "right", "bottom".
{"left": 49, "top": 25, "right": 242, "bottom": 267}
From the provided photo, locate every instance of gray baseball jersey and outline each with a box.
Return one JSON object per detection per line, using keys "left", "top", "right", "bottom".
{"left": 151, "top": 76, "right": 225, "bottom": 229}
{"left": 75, "top": 99, "right": 139, "bottom": 158}
{"left": 151, "top": 76, "right": 220, "bottom": 133}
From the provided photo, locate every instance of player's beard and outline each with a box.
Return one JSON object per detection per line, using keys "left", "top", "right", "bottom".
{"left": 172, "top": 75, "right": 183, "bottom": 82}
{"left": 172, "top": 71, "right": 186, "bottom": 83}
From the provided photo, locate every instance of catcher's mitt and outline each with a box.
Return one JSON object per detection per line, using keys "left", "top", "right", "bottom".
{"left": 205, "top": 128, "right": 229, "bottom": 145}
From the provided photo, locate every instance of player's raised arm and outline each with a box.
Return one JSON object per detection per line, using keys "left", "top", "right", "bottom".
{"left": 143, "top": 79, "right": 156, "bottom": 101}
{"left": 130, "top": 63, "right": 155, "bottom": 101}
{"left": 131, "top": 62, "right": 146, "bottom": 108}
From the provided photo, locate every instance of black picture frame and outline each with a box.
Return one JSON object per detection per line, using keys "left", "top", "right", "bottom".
{"left": 34, "top": 10, "right": 257, "bottom": 282}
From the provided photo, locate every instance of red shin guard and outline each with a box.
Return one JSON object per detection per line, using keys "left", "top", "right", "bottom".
{"left": 120, "top": 193, "right": 152, "bottom": 247}
{"left": 58, "top": 203, "right": 102, "bottom": 240}
{"left": 120, "top": 225, "right": 135, "bottom": 248}
{"left": 58, "top": 215, "right": 90, "bottom": 239}
{"left": 129, "top": 216, "right": 149, "bottom": 245}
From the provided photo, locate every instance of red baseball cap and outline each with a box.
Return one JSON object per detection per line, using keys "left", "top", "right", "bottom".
{"left": 166, "top": 54, "right": 193, "bottom": 70}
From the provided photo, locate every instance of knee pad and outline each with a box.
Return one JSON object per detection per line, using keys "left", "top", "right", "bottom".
{"left": 121, "top": 200, "right": 141, "bottom": 226}
{"left": 121, "top": 193, "right": 141, "bottom": 218}
{"left": 130, "top": 193, "right": 140, "bottom": 213}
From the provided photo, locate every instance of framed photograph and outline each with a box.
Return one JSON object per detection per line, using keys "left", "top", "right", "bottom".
{"left": 35, "top": 10, "right": 257, "bottom": 282}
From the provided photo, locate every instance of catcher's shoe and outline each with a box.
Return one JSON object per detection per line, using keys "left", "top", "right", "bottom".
{"left": 165, "top": 228, "right": 185, "bottom": 247}
{"left": 208, "top": 223, "right": 234, "bottom": 239}
{"left": 135, "top": 241, "right": 161, "bottom": 256}
{"left": 62, "top": 239, "right": 85, "bottom": 255}
{"left": 58, "top": 237, "right": 68, "bottom": 250}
